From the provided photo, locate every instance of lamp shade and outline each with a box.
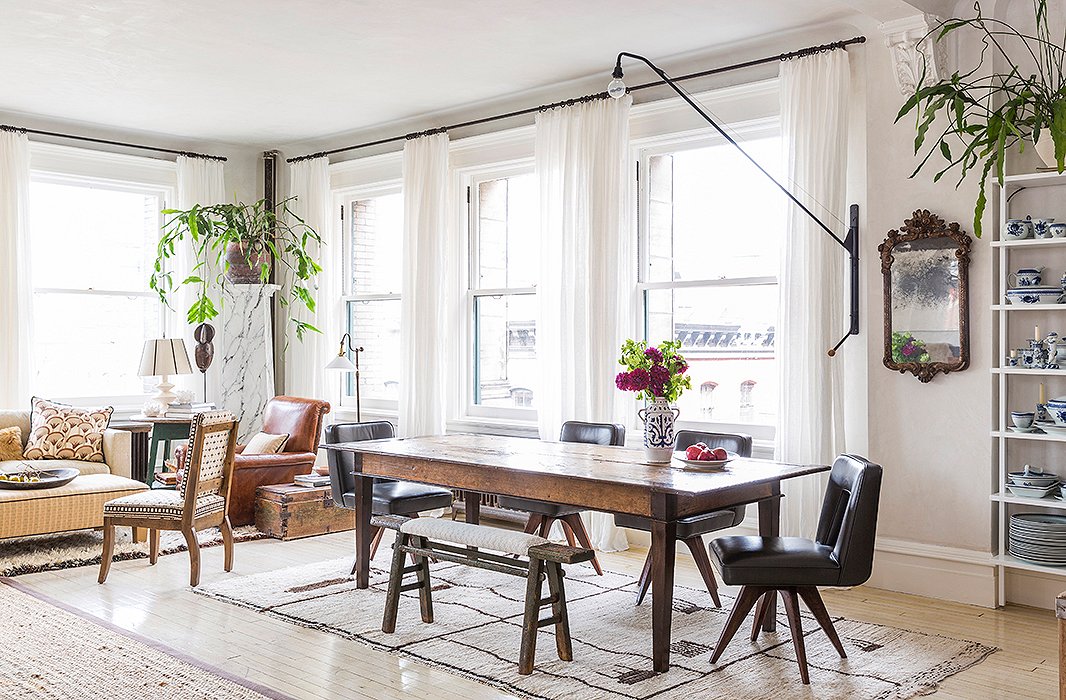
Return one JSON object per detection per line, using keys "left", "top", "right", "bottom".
{"left": 325, "top": 353, "right": 356, "bottom": 371}
{"left": 138, "top": 338, "right": 194, "bottom": 377}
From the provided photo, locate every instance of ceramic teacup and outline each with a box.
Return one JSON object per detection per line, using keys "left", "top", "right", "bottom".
{"left": 1010, "top": 267, "right": 1044, "bottom": 287}
{"left": 1052, "top": 223, "right": 1066, "bottom": 238}
{"left": 1005, "top": 218, "right": 1034, "bottom": 240}
{"left": 1011, "top": 411, "right": 1035, "bottom": 429}
{"left": 1034, "top": 218, "right": 1056, "bottom": 239}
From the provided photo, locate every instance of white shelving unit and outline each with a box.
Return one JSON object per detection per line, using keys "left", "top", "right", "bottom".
{"left": 992, "top": 169, "right": 1066, "bottom": 605}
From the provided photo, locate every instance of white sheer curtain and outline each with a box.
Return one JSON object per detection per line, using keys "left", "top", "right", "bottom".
{"left": 285, "top": 156, "right": 338, "bottom": 403}
{"left": 399, "top": 134, "right": 450, "bottom": 437}
{"left": 0, "top": 129, "right": 33, "bottom": 407}
{"left": 175, "top": 155, "right": 226, "bottom": 402}
{"left": 777, "top": 51, "right": 850, "bottom": 537}
{"left": 535, "top": 96, "right": 634, "bottom": 552}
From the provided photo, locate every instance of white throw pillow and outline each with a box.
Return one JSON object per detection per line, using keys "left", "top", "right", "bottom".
{"left": 243, "top": 432, "right": 289, "bottom": 455}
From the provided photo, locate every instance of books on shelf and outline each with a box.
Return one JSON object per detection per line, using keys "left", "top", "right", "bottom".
{"left": 165, "top": 402, "right": 216, "bottom": 418}
{"left": 293, "top": 473, "right": 331, "bottom": 488}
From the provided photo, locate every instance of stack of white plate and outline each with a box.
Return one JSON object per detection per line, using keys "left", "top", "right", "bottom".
{"left": 1009, "top": 513, "right": 1066, "bottom": 566}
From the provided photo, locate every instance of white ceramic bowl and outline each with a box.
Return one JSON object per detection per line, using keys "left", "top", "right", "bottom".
{"left": 1007, "top": 471, "right": 1059, "bottom": 488}
{"left": 1006, "top": 287, "right": 1064, "bottom": 304}
{"left": 1006, "top": 482, "right": 1058, "bottom": 498}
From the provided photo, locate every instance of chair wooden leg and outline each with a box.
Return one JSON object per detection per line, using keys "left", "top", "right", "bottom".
{"left": 182, "top": 526, "right": 200, "bottom": 587}
{"left": 414, "top": 535, "right": 434, "bottom": 623}
{"left": 546, "top": 561, "right": 572, "bottom": 662}
{"left": 519, "top": 558, "right": 545, "bottom": 675}
{"left": 382, "top": 533, "right": 408, "bottom": 633}
{"left": 558, "top": 519, "right": 578, "bottom": 547}
{"left": 523, "top": 513, "right": 544, "bottom": 535}
{"left": 369, "top": 525, "right": 385, "bottom": 560}
{"left": 634, "top": 548, "right": 653, "bottom": 605}
{"left": 682, "top": 536, "right": 721, "bottom": 608}
{"left": 750, "top": 592, "right": 774, "bottom": 642}
{"left": 221, "top": 516, "right": 234, "bottom": 572}
{"left": 798, "top": 586, "right": 846, "bottom": 658}
{"left": 560, "top": 514, "right": 603, "bottom": 576}
{"left": 781, "top": 587, "right": 810, "bottom": 685}
{"left": 149, "top": 528, "right": 160, "bottom": 565}
{"left": 97, "top": 521, "right": 116, "bottom": 584}
{"left": 710, "top": 585, "right": 766, "bottom": 664}
{"left": 537, "top": 516, "right": 556, "bottom": 538}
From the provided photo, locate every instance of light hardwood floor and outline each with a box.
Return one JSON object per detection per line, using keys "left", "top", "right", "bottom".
{"left": 12, "top": 529, "right": 1058, "bottom": 699}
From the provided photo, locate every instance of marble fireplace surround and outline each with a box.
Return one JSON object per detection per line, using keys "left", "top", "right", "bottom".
{"left": 218, "top": 283, "right": 279, "bottom": 442}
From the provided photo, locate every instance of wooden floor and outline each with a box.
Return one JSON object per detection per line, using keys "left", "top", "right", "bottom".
{"left": 12, "top": 529, "right": 1058, "bottom": 699}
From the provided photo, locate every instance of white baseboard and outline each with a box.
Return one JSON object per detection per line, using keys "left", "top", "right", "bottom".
{"left": 867, "top": 538, "right": 997, "bottom": 608}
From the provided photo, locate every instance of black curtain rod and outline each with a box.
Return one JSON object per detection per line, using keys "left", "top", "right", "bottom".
{"left": 287, "top": 35, "right": 865, "bottom": 164}
{"left": 0, "top": 124, "right": 227, "bottom": 161}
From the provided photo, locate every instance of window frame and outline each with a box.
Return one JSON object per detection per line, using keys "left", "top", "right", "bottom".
{"left": 634, "top": 119, "right": 781, "bottom": 442}
{"left": 27, "top": 165, "right": 174, "bottom": 408}
{"left": 461, "top": 161, "right": 539, "bottom": 423}
{"left": 337, "top": 180, "right": 405, "bottom": 413}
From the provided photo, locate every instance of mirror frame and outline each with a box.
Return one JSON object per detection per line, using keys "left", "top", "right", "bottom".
{"left": 879, "top": 209, "right": 972, "bottom": 383}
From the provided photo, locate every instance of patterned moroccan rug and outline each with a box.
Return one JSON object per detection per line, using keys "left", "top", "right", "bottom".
{"left": 0, "top": 525, "right": 265, "bottom": 577}
{"left": 196, "top": 555, "right": 997, "bottom": 700}
{"left": 0, "top": 579, "right": 290, "bottom": 699}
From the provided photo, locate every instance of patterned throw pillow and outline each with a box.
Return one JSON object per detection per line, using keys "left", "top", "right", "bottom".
{"left": 23, "top": 397, "right": 113, "bottom": 463}
{"left": 0, "top": 426, "right": 23, "bottom": 461}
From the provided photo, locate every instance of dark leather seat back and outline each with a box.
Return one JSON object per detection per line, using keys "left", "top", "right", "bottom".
{"left": 559, "top": 421, "right": 626, "bottom": 446}
{"left": 815, "top": 454, "right": 883, "bottom": 587}
{"left": 324, "top": 421, "right": 395, "bottom": 508}
{"left": 674, "top": 430, "right": 753, "bottom": 458}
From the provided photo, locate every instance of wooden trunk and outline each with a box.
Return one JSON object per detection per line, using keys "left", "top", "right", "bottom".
{"left": 255, "top": 484, "right": 355, "bottom": 540}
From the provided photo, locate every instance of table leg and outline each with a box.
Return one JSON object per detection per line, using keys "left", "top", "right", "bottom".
{"left": 464, "top": 491, "right": 480, "bottom": 525}
{"left": 651, "top": 519, "right": 677, "bottom": 673}
{"left": 758, "top": 489, "right": 781, "bottom": 632}
{"left": 353, "top": 474, "right": 374, "bottom": 588}
{"left": 146, "top": 437, "right": 160, "bottom": 486}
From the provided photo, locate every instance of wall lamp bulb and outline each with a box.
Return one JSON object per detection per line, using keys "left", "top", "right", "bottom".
{"left": 607, "top": 61, "right": 626, "bottom": 99}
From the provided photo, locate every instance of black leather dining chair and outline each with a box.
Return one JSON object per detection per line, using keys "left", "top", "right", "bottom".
{"left": 708, "top": 454, "right": 883, "bottom": 684}
{"left": 614, "top": 430, "right": 752, "bottom": 607}
{"left": 495, "top": 421, "right": 626, "bottom": 576}
{"left": 325, "top": 421, "right": 454, "bottom": 574}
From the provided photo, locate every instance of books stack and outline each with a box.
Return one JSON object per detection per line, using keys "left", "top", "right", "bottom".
{"left": 293, "top": 473, "right": 331, "bottom": 488}
{"left": 165, "top": 402, "right": 216, "bottom": 419}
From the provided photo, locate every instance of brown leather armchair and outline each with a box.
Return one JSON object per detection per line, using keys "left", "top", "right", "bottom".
{"left": 176, "top": 396, "right": 330, "bottom": 526}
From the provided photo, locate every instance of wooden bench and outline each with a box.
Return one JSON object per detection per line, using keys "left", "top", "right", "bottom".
{"left": 372, "top": 514, "right": 596, "bottom": 675}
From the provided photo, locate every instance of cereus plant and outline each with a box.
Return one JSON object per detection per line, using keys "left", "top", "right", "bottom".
{"left": 897, "top": 0, "right": 1066, "bottom": 236}
{"left": 615, "top": 339, "right": 692, "bottom": 403}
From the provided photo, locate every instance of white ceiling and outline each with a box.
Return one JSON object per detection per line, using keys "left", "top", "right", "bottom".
{"left": 2, "top": 0, "right": 871, "bottom": 145}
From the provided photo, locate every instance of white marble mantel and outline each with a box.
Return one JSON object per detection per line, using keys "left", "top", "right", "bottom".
{"left": 220, "top": 283, "right": 278, "bottom": 441}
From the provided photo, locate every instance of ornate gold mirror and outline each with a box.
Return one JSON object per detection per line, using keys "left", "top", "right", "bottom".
{"left": 879, "top": 209, "right": 971, "bottom": 383}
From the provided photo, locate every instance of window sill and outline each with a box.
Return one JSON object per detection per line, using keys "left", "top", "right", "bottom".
{"left": 446, "top": 417, "right": 540, "bottom": 439}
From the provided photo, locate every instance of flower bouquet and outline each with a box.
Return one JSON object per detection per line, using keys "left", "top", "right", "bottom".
{"left": 891, "top": 332, "right": 930, "bottom": 363}
{"left": 616, "top": 339, "right": 692, "bottom": 462}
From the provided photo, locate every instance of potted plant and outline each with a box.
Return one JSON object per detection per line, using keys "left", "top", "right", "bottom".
{"left": 150, "top": 197, "right": 323, "bottom": 339}
{"left": 616, "top": 339, "right": 692, "bottom": 463}
{"left": 897, "top": 0, "right": 1065, "bottom": 236}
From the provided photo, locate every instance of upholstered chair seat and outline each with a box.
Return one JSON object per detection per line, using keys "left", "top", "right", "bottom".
{"left": 103, "top": 490, "right": 226, "bottom": 521}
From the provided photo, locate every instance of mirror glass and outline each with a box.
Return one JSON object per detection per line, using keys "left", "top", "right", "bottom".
{"left": 888, "top": 237, "right": 961, "bottom": 365}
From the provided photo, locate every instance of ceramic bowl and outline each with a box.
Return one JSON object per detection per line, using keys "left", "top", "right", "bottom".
{"left": 1007, "top": 470, "right": 1059, "bottom": 488}
{"left": 1006, "top": 287, "right": 1064, "bottom": 305}
{"left": 1052, "top": 223, "right": 1066, "bottom": 238}
{"left": 1005, "top": 219, "right": 1034, "bottom": 240}
{"left": 1011, "top": 411, "right": 1035, "bottom": 428}
{"left": 1006, "top": 482, "right": 1059, "bottom": 498}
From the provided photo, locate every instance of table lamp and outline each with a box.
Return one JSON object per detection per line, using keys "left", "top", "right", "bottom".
{"left": 325, "top": 333, "right": 363, "bottom": 421}
{"left": 138, "top": 338, "right": 194, "bottom": 405}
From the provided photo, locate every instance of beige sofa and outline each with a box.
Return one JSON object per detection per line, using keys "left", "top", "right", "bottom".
{"left": 0, "top": 408, "right": 133, "bottom": 478}
{"left": 0, "top": 409, "right": 146, "bottom": 539}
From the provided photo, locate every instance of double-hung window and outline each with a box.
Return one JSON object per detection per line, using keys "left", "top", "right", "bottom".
{"left": 637, "top": 129, "right": 783, "bottom": 440}
{"left": 466, "top": 168, "right": 538, "bottom": 419}
{"left": 28, "top": 173, "right": 168, "bottom": 404}
{"left": 341, "top": 186, "right": 404, "bottom": 410}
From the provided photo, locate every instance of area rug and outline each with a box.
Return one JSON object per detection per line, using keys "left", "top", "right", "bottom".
{"left": 0, "top": 525, "right": 266, "bottom": 577}
{"left": 195, "top": 555, "right": 997, "bottom": 700}
{"left": 0, "top": 578, "right": 290, "bottom": 699}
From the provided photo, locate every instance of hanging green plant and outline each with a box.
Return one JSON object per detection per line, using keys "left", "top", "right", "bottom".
{"left": 150, "top": 196, "right": 323, "bottom": 339}
{"left": 896, "top": 0, "right": 1065, "bottom": 237}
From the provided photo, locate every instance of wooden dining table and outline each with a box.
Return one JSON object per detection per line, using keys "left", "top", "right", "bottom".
{"left": 321, "top": 433, "right": 828, "bottom": 673}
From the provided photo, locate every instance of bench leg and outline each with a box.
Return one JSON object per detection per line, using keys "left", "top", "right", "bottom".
{"left": 414, "top": 535, "right": 433, "bottom": 623}
{"left": 519, "top": 558, "right": 545, "bottom": 675}
{"left": 382, "top": 533, "right": 408, "bottom": 633}
{"left": 546, "top": 562, "right": 573, "bottom": 662}
{"left": 149, "top": 528, "right": 160, "bottom": 565}
{"left": 131, "top": 526, "right": 146, "bottom": 543}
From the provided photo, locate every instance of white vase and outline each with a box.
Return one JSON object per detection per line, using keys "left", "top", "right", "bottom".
{"left": 1035, "top": 137, "right": 1057, "bottom": 168}
{"left": 638, "top": 398, "right": 679, "bottom": 463}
